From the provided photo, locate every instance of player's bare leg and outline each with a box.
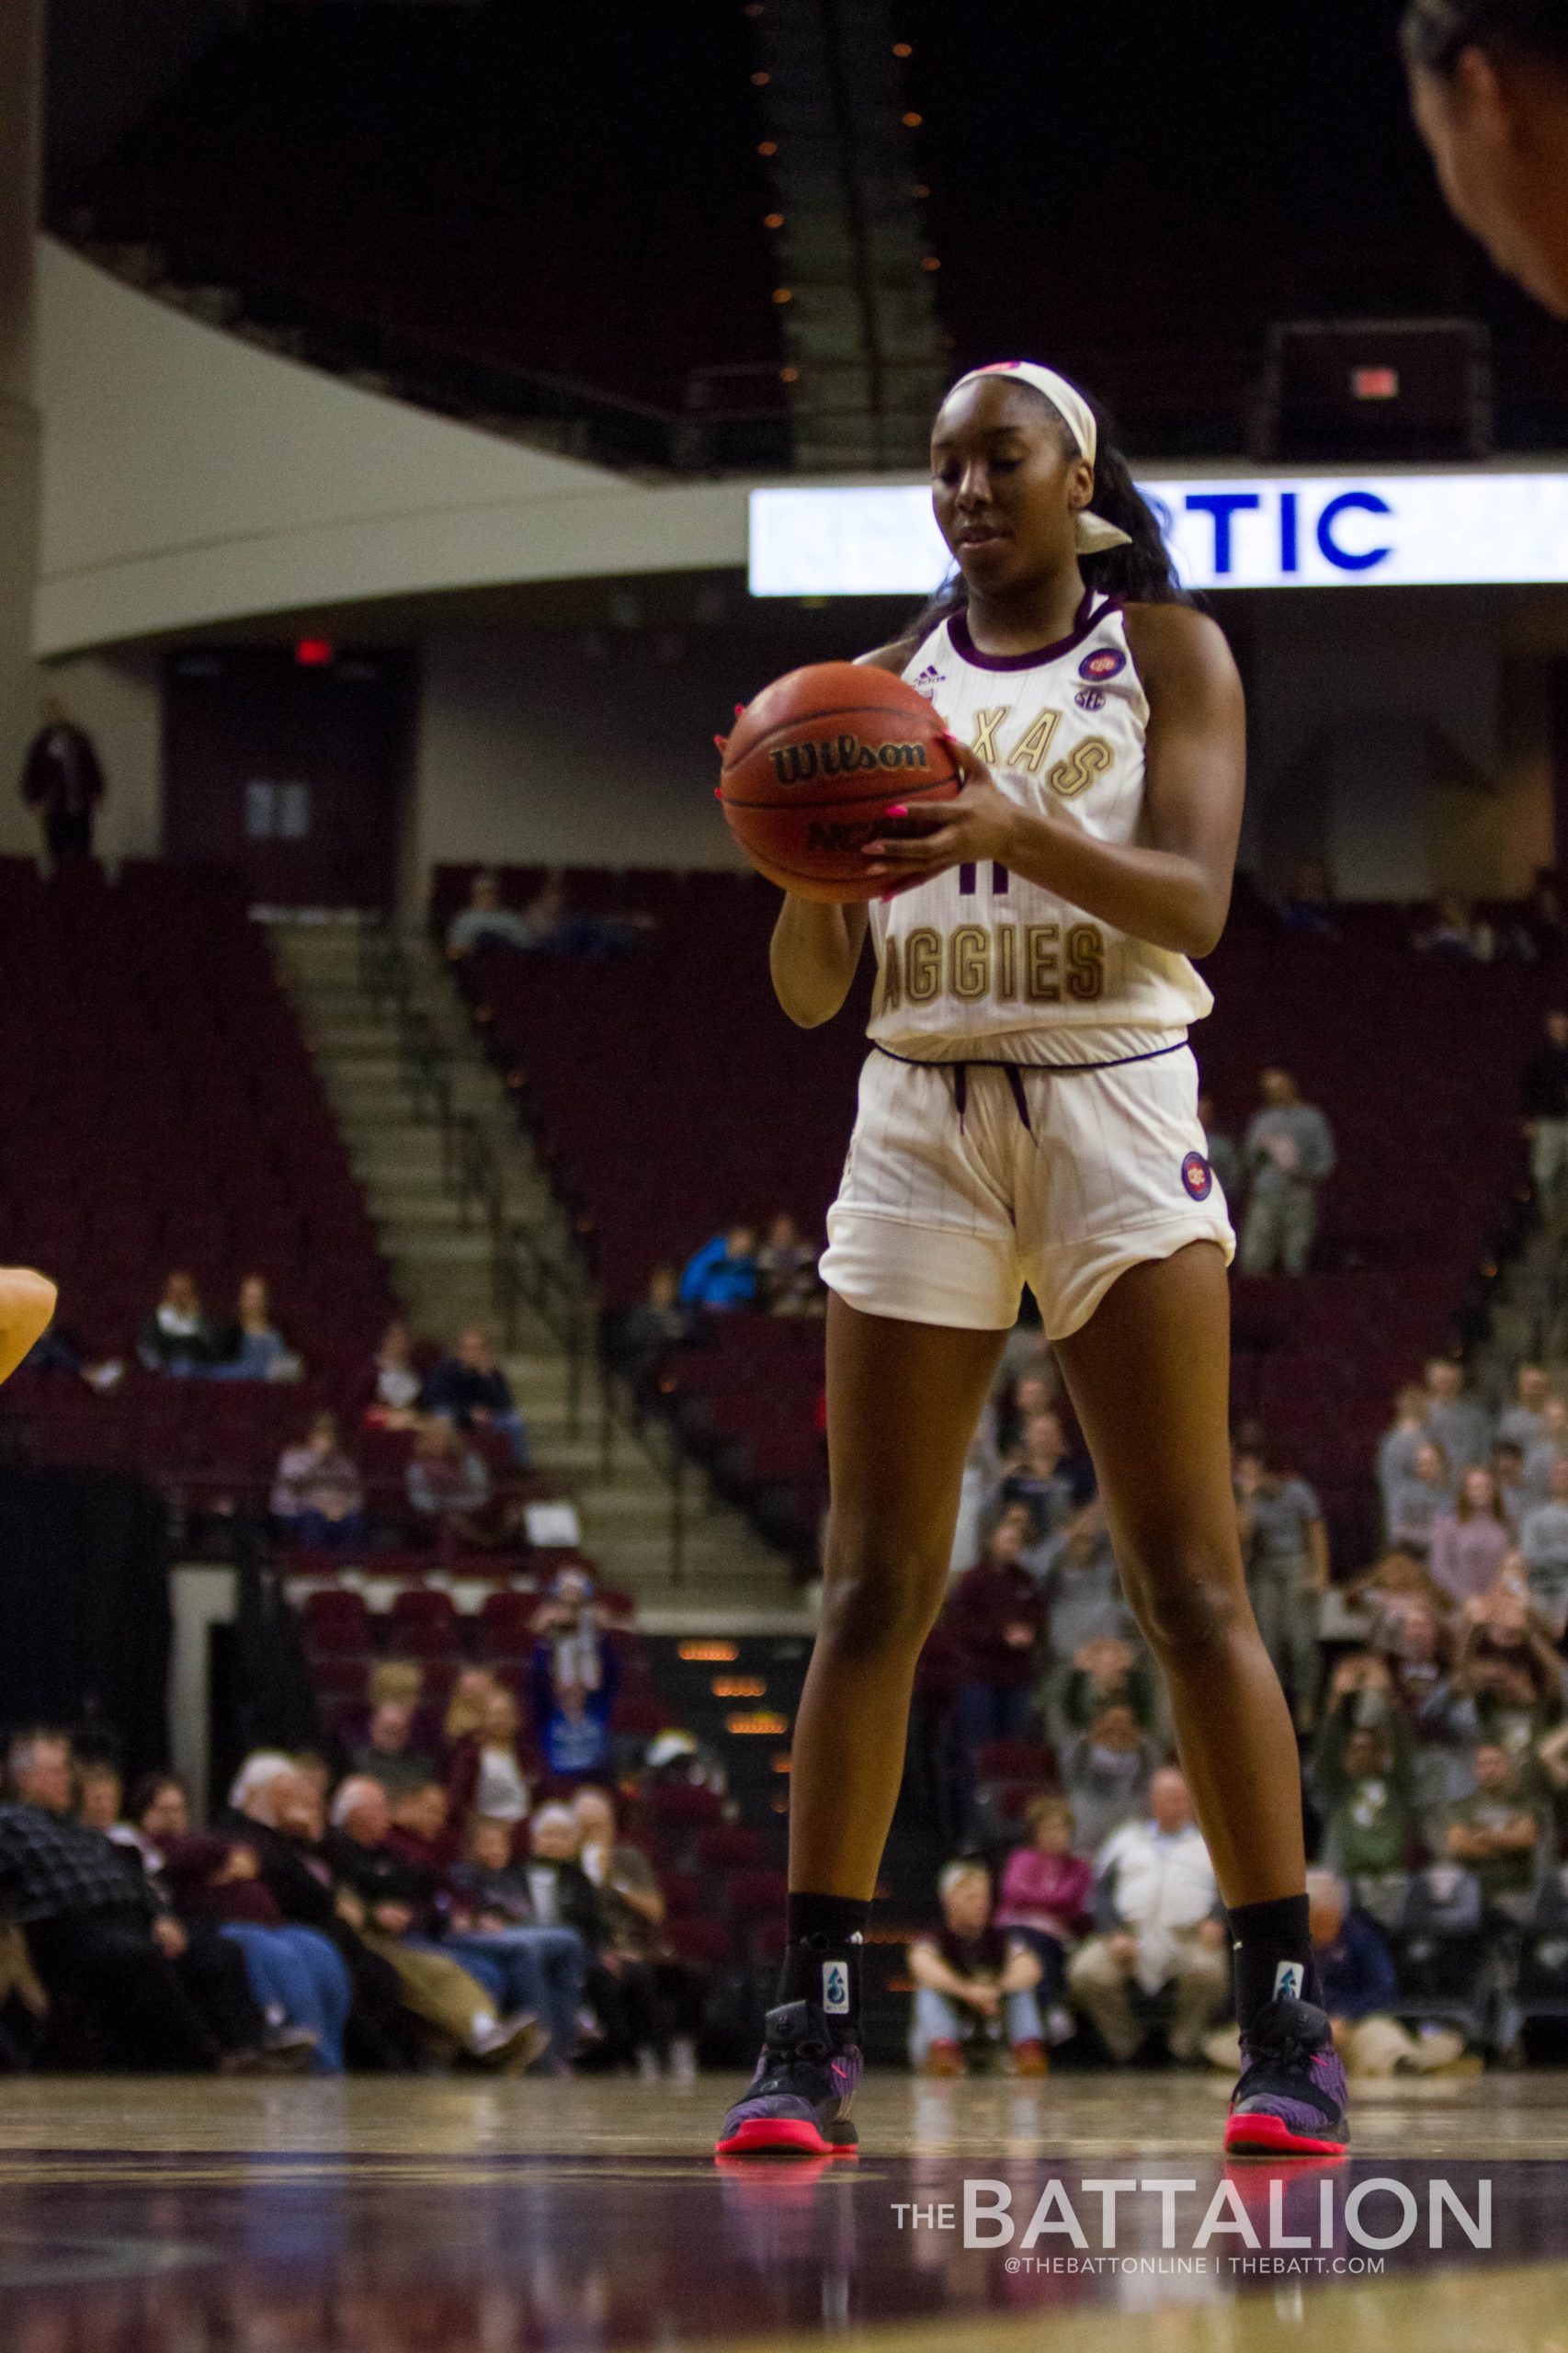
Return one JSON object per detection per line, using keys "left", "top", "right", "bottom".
{"left": 715, "top": 1294, "right": 1004, "bottom": 2155}
{"left": 0, "top": 1268, "right": 57, "bottom": 1389}
{"left": 1054, "top": 1239, "right": 1347, "bottom": 2153}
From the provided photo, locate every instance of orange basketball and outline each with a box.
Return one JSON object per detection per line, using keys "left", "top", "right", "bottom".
{"left": 718, "top": 662, "right": 961, "bottom": 902}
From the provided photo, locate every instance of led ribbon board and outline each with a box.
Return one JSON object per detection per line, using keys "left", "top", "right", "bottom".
{"left": 748, "top": 475, "right": 1568, "bottom": 595}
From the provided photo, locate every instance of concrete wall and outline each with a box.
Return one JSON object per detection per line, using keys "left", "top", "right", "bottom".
{"left": 415, "top": 630, "right": 754, "bottom": 886}
{"left": 32, "top": 241, "right": 757, "bottom": 657}
{"left": 1242, "top": 592, "right": 1554, "bottom": 901}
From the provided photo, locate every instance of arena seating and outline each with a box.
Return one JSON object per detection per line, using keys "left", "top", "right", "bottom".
{"left": 0, "top": 858, "right": 397, "bottom": 1494}
{"left": 445, "top": 864, "right": 1559, "bottom": 1569}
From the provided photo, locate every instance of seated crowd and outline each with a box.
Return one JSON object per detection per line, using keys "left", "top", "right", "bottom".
{"left": 0, "top": 1689, "right": 706, "bottom": 2080}
{"left": 901, "top": 1331, "right": 1568, "bottom": 2074}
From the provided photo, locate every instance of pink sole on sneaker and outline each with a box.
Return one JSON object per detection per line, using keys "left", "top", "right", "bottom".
{"left": 714, "top": 2117, "right": 858, "bottom": 2158}
{"left": 1225, "top": 2110, "right": 1348, "bottom": 2157}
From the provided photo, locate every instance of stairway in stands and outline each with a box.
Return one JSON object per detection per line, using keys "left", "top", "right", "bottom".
{"left": 271, "top": 917, "right": 806, "bottom": 1623}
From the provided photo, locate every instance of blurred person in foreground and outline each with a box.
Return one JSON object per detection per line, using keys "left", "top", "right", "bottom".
{"left": 1406, "top": 2, "right": 1568, "bottom": 317}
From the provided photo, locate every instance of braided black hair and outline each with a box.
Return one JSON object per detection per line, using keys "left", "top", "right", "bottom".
{"left": 908, "top": 377, "right": 1192, "bottom": 642}
{"left": 1402, "top": 0, "right": 1568, "bottom": 73}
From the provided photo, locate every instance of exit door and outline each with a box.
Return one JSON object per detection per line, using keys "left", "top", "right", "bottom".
{"left": 162, "top": 647, "right": 411, "bottom": 907}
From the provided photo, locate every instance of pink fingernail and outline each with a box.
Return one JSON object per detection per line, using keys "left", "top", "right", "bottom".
{"left": 734, "top": 702, "right": 746, "bottom": 718}
{"left": 886, "top": 803, "right": 909, "bottom": 818}
{"left": 713, "top": 735, "right": 729, "bottom": 754}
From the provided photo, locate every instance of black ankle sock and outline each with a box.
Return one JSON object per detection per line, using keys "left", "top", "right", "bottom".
{"left": 778, "top": 1894, "right": 869, "bottom": 2028}
{"left": 1229, "top": 1894, "right": 1318, "bottom": 2031}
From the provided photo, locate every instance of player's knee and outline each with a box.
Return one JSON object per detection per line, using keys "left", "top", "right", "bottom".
{"left": 819, "top": 1534, "right": 946, "bottom": 1663}
{"left": 1123, "top": 1548, "right": 1246, "bottom": 1662}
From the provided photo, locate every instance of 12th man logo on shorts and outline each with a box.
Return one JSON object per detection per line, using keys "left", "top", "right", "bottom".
{"left": 823, "top": 1961, "right": 850, "bottom": 2015}
{"left": 1181, "top": 1152, "right": 1213, "bottom": 1200}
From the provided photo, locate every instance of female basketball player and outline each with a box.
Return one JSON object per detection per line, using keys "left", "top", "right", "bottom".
{"left": 1405, "top": 0, "right": 1568, "bottom": 316}
{"left": 716, "top": 362, "right": 1348, "bottom": 2161}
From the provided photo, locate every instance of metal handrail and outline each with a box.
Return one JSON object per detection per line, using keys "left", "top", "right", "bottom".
{"left": 354, "top": 921, "right": 689, "bottom": 1582}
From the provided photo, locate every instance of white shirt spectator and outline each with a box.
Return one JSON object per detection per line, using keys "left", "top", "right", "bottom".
{"left": 1095, "top": 1816, "right": 1219, "bottom": 1995}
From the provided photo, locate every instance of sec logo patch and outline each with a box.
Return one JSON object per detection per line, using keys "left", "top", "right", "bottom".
{"left": 1080, "top": 648, "right": 1126, "bottom": 683}
{"left": 1075, "top": 686, "right": 1107, "bottom": 712}
{"left": 1181, "top": 1151, "right": 1213, "bottom": 1200}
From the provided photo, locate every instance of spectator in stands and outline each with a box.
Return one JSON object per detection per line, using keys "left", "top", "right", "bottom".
{"left": 1517, "top": 1456, "right": 1568, "bottom": 1635}
{"left": 385, "top": 1778, "right": 457, "bottom": 1876}
{"left": 1414, "top": 893, "right": 1495, "bottom": 962}
{"left": 1066, "top": 1768, "right": 1227, "bottom": 2064}
{"left": 606, "top": 1266, "right": 698, "bottom": 1407}
{"left": 21, "top": 1316, "right": 124, "bottom": 1393}
{"left": 1238, "top": 1067, "right": 1335, "bottom": 1278}
{"left": 20, "top": 697, "right": 105, "bottom": 865}
{"left": 994, "top": 1410, "right": 1076, "bottom": 1545}
{"left": 446, "top": 871, "right": 540, "bottom": 958}
{"left": 1523, "top": 1396, "right": 1568, "bottom": 1500}
{"left": 1197, "top": 1091, "right": 1243, "bottom": 1205}
{"left": 405, "top": 1415, "right": 494, "bottom": 1545}
{"left": 1276, "top": 859, "right": 1339, "bottom": 938}
{"left": 1352, "top": 1550, "right": 1450, "bottom": 1659}
{"left": 994, "top": 1364, "right": 1057, "bottom": 1461}
{"left": 1035, "top": 1502, "right": 1131, "bottom": 1669}
{"left": 324, "top": 1777, "right": 542, "bottom": 2066}
{"left": 947, "top": 1516, "right": 1048, "bottom": 1751}
{"left": 1234, "top": 1439, "right": 1328, "bottom": 1733}
{"left": 136, "top": 1271, "right": 224, "bottom": 1375}
{"left": 154, "top": 1817, "right": 349, "bottom": 2074}
{"left": 1312, "top": 1657, "right": 1415, "bottom": 1898}
{"left": 756, "top": 1212, "right": 824, "bottom": 1315}
{"left": 447, "top": 1815, "right": 586, "bottom": 2073}
{"left": 1428, "top": 1466, "right": 1515, "bottom": 1607}
{"left": 1420, "top": 1356, "right": 1493, "bottom": 1474}
{"left": 1205, "top": 1869, "right": 1466, "bottom": 2080}
{"left": 530, "top": 1576, "right": 619, "bottom": 1782}
{"left": 908, "top": 1859, "right": 1047, "bottom": 2075}
{"left": 573, "top": 1785, "right": 699, "bottom": 2082}
{"left": 210, "top": 1274, "right": 301, "bottom": 1382}
{"left": 0, "top": 1731, "right": 222, "bottom": 2071}
{"left": 1505, "top": 871, "right": 1568, "bottom": 966}
{"left": 1493, "top": 1438, "right": 1529, "bottom": 1529}
{"left": 1058, "top": 1702, "right": 1162, "bottom": 1858}
{"left": 1443, "top": 1743, "right": 1540, "bottom": 1915}
{"left": 270, "top": 1413, "right": 367, "bottom": 1552}
{"left": 1384, "top": 1439, "right": 1452, "bottom": 1556}
{"left": 1522, "top": 1008, "right": 1568, "bottom": 1203}
{"left": 421, "top": 1326, "right": 529, "bottom": 1467}
{"left": 994, "top": 1795, "right": 1092, "bottom": 2043}
{"left": 1452, "top": 1586, "right": 1563, "bottom": 1749}
{"left": 220, "top": 1756, "right": 413, "bottom": 2073}
{"left": 1379, "top": 1384, "right": 1434, "bottom": 1512}
{"left": 74, "top": 1757, "right": 127, "bottom": 1837}
{"left": 362, "top": 1319, "right": 426, "bottom": 1430}
{"left": 524, "top": 1803, "right": 662, "bottom": 2073}
{"left": 1499, "top": 1362, "right": 1554, "bottom": 1454}
{"left": 446, "top": 1679, "right": 534, "bottom": 1828}
{"left": 351, "top": 1698, "right": 436, "bottom": 1802}
{"left": 678, "top": 1224, "right": 757, "bottom": 1311}
{"left": 1049, "top": 1634, "right": 1162, "bottom": 1743}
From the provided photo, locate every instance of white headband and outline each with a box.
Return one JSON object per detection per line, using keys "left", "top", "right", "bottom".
{"left": 950, "top": 361, "right": 1133, "bottom": 554}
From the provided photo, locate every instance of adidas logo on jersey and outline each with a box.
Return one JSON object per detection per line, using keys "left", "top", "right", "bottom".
{"left": 768, "top": 734, "right": 931, "bottom": 786}
{"left": 913, "top": 665, "right": 946, "bottom": 699}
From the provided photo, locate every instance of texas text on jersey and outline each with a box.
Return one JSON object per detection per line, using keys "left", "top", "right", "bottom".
{"left": 868, "top": 592, "right": 1213, "bottom": 1065}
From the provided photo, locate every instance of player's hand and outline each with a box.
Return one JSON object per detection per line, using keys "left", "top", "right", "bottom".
{"left": 860, "top": 736, "right": 1023, "bottom": 893}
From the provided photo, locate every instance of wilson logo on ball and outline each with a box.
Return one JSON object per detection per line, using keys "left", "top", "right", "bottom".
{"left": 768, "top": 735, "right": 931, "bottom": 785}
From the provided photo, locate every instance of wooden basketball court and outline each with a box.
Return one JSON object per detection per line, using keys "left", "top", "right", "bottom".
{"left": 2, "top": 2073, "right": 1564, "bottom": 2351}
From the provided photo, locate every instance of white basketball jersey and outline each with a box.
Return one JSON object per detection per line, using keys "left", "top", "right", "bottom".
{"left": 866, "top": 595, "right": 1213, "bottom": 1063}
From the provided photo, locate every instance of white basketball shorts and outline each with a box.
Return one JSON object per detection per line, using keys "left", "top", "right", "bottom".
{"left": 819, "top": 1042, "right": 1235, "bottom": 1339}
